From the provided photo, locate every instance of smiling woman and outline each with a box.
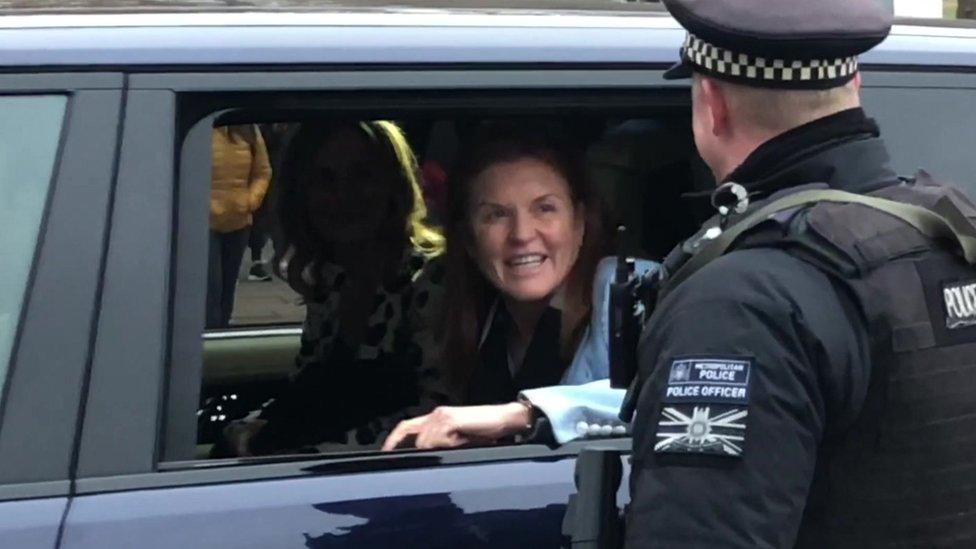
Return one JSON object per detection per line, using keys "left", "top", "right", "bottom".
{"left": 469, "top": 157, "right": 586, "bottom": 306}
{"left": 444, "top": 122, "right": 608, "bottom": 403}
{"left": 381, "top": 122, "right": 615, "bottom": 450}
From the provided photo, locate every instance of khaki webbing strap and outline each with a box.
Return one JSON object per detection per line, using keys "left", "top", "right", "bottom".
{"left": 662, "top": 189, "right": 976, "bottom": 297}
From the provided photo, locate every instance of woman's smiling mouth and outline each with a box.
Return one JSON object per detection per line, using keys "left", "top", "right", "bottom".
{"left": 505, "top": 253, "right": 548, "bottom": 275}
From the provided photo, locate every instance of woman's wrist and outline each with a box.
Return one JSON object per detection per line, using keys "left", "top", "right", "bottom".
{"left": 505, "top": 399, "right": 535, "bottom": 434}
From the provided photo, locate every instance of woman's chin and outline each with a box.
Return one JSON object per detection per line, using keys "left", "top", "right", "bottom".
{"left": 501, "top": 283, "right": 558, "bottom": 305}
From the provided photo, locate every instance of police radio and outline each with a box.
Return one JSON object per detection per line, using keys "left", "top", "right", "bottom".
{"left": 608, "top": 252, "right": 639, "bottom": 390}
{"left": 608, "top": 226, "right": 666, "bottom": 421}
{"left": 564, "top": 228, "right": 662, "bottom": 549}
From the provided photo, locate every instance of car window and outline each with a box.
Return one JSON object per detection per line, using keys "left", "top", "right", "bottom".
{"left": 188, "top": 113, "right": 698, "bottom": 462}
{"left": 0, "top": 94, "right": 66, "bottom": 393}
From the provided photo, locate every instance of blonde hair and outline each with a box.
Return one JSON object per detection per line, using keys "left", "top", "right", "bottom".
{"left": 275, "top": 120, "right": 444, "bottom": 296}
{"left": 369, "top": 120, "right": 445, "bottom": 258}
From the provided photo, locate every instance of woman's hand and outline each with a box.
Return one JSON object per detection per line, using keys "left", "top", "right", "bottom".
{"left": 381, "top": 402, "right": 533, "bottom": 451}
{"left": 220, "top": 418, "right": 267, "bottom": 457}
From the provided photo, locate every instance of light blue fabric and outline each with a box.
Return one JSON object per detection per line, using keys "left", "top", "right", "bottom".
{"left": 521, "top": 256, "right": 659, "bottom": 444}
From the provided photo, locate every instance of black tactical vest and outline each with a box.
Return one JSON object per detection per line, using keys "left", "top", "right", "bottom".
{"left": 717, "top": 174, "right": 976, "bottom": 548}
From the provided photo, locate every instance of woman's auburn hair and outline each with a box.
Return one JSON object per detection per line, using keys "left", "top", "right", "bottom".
{"left": 440, "top": 121, "right": 610, "bottom": 394}
{"left": 275, "top": 120, "right": 444, "bottom": 297}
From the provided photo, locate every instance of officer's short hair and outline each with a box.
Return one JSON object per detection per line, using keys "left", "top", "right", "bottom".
{"left": 698, "top": 75, "right": 860, "bottom": 133}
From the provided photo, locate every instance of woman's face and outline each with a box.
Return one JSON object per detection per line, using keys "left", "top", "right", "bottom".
{"left": 469, "top": 157, "right": 585, "bottom": 304}
{"left": 304, "top": 126, "right": 397, "bottom": 243}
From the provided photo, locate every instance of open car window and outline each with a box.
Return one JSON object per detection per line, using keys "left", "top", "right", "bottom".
{"left": 180, "top": 105, "right": 702, "bottom": 466}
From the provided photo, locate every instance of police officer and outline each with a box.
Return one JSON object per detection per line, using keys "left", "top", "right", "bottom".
{"left": 624, "top": 0, "right": 976, "bottom": 547}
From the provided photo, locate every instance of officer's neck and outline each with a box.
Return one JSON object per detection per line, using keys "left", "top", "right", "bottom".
{"left": 713, "top": 103, "right": 860, "bottom": 182}
{"left": 717, "top": 107, "right": 875, "bottom": 189}
{"left": 710, "top": 136, "right": 768, "bottom": 184}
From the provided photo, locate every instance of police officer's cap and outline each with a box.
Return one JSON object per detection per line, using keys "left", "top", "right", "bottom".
{"left": 662, "top": 0, "right": 893, "bottom": 89}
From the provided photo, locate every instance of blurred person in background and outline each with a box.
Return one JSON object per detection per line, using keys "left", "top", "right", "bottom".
{"left": 207, "top": 124, "right": 272, "bottom": 328}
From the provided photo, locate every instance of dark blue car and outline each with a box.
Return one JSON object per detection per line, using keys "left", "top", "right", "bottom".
{"left": 1, "top": 2, "right": 975, "bottom": 547}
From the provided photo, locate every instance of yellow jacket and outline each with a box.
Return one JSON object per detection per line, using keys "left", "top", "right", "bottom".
{"left": 209, "top": 126, "right": 272, "bottom": 233}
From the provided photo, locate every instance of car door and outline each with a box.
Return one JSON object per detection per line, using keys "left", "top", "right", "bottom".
{"left": 54, "top": 61, "right": 683, "bottom": 548}
{"left": 0, "top": 73, "right": 123, "bottom": 548}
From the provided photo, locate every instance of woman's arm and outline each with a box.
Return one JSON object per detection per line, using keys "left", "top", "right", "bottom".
{"left": 381, "top": 401, "right": 532, "bottom": 450}
{"left": 380, "top": 381, "right": 627, "bottom": 450}
{"left": 381, "top": 257, "right": 659, "bottom": 450}
{"left": 519, "top": 380, "right": 627, "bottom": 444}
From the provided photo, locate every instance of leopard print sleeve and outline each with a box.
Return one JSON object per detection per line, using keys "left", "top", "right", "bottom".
{"left": 313, "top": 254, "right": 454, "bottom": 452}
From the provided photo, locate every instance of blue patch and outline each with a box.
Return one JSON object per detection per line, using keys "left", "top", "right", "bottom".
{"left": 663, "top": 357, "right": 752, "bottom": 405}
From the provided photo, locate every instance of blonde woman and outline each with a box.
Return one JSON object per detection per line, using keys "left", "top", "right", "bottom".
{"left": 217, "top": 120, "right": 449, "bottom": 456}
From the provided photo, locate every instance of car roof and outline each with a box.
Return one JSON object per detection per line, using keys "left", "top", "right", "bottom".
{"left": 1, "top": 6, "right": 975, "bottom": 70}
{"left": 0, "top": 0, "right": 669, "bottom": 15}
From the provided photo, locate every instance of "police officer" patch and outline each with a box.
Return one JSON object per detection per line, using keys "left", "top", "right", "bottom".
{"left": 654, "top": 357, "right": 752, "bottom": 458}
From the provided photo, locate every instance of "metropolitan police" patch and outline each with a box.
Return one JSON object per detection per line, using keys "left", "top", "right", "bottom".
{"left": 654, "top": 357, "right": 752, "bottom": 458}
{"left": 944, "top": 279, "right": 976, "bottom": 329}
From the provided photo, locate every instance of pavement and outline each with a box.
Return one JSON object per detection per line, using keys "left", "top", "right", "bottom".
{"left": 230, "top": 255, "right": 306, "bottom": 327}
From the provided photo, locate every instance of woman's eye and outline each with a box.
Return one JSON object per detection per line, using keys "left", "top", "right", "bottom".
{"left": 484, "top": 209, "right": 508, "bottom": 222}
{"left": 536, "top": 202, "right": 559, "bottom": 214}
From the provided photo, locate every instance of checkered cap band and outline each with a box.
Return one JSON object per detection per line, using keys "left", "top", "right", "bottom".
{"left": 681, "top": 33, "right": 858, "bottom": 84}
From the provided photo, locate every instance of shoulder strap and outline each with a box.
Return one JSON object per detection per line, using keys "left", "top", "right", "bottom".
{"left": 662, "top": 189, "right": 976, "bottom": 298}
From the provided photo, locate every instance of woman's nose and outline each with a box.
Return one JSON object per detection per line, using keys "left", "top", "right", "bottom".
{"left": 508, "top": 211, "right": 536, "bottom": 244}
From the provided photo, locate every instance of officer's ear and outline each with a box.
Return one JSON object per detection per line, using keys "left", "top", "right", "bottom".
{"left": 698, "top": 76, "right": 731, "bottom": 139}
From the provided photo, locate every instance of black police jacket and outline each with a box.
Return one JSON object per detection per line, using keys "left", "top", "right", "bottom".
{"left": 625, "top": 109, "right": 976, "bottom": 548}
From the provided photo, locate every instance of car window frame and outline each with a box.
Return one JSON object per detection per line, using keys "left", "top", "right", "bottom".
{"left": 0, "top": 72, "right": 123, "bottom": 499}
{"left": 74, "top": 88, "right": 179, "bottom": 480}
{"left": 77, "top": 65, "right": 697, "bottom": 495}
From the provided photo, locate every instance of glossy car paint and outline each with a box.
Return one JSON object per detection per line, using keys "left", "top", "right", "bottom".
{"left": 0, "top": 498, "right": 67, "bottom": 548}
{"left": 63, "top": 459, "right": 579, "bottom": 548}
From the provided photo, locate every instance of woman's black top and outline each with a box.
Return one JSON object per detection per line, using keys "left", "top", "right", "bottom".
{"left": 465, "top": 301, "right": 569, "bottom": 405}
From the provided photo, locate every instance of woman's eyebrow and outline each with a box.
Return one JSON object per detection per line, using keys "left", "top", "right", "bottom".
{"left": 475, "top": 200, "right": 506, "bottom": 209}
{"left": 532, "top": 193, "right": 561, "bottom": 203}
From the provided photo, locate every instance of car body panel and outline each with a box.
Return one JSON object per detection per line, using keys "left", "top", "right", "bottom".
{"left": 63, "top": 459, "right": 577, "bottom": 549}
{"left": 0, "top": 497, "right": 67, "bottom": 549}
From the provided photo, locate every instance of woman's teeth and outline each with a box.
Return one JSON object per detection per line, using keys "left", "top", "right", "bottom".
{"left": 508, "top": 254, "right": 545, "bottom": 267}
